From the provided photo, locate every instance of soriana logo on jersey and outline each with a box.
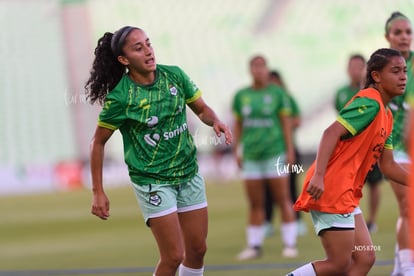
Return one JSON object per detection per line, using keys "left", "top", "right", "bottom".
{"left": 143, "top": 115, "right": 189, "bottom": 147}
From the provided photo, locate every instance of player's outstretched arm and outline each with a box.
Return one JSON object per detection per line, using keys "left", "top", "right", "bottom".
{"left": 90, "top": 126, "right": 114, "bottom": 220}
{"left": 188, "top": 97, "right": 233, "bottom": 145}
{"left": 379, "top": 148, "right": 408, "bottom": 186}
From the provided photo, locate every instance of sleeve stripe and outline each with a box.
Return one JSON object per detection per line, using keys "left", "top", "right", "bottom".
{"left": 98, "top": 121, "right": 118, "bottom": 131}
{"left": 384, "top": 144, "right": 393, "bottom": 150}
{"left": 336, "top": 115, "right": 357, "bottom": 136}
{"left": 186, "top": 90, "right": 202, "bottom": 104}
{"left": 279, "top": 108, "right": 292, "bottom": 116}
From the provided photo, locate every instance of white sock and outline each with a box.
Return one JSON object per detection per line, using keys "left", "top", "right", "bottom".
{"left": 178, "top": 264, "right": 204, "bottom": 276}
{"left": 247, "top": 225, "right": 264, "bottom": 248}
{"left": 392, "top": 243, "right": 401, "bottom": 275}
{"left": 286, "top": 263, "right": 316, "bottom": 276}
{"left": 399, "top": 249, "right": 414, "bottom": 274}
{"left": 281, "top": 221, "right": 298, "bottom": 248}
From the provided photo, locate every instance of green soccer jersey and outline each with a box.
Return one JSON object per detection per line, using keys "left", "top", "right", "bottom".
{"left": 334, "top": 85, "right": 360, "bottom": 112}
{"left": 288, "top": 93, "right": 300, "bottom": 117}
{"left": 337, "top": 97, "right": 393, "bottom": 148}
{"left": 98, "top": 65, "right": 201, "bottom": 185}
{"left": 389, "top": 51, "right": 414, "bottom": 152}
{"left": 232, "top": 84, "right": 291, "bottom": 160}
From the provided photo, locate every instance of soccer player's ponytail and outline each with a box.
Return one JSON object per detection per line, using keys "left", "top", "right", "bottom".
{"left": 85, "top": 26, "right": 138, "bottom": 105}
{"left": 364, "top": 48, "right": 403, "bottom": 89}
{"left": 85, "top": 32, "right": 123, "bottom": 105}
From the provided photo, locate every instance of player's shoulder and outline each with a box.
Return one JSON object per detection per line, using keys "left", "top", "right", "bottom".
{"left": 106, "top": 75, "right": 131, "bottom": 103}
{"left": 157, "top": 64, "right": 184, "bottom": 76}
{"left": 344, "top": 95, "right": 380, "bottom": 115}
{"left": 234, "top": 86, "right": 252, "bottom": 97}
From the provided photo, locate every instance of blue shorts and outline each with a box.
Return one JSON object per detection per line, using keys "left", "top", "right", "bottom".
{"left": 132, "top": 172, "right": 207, "bottom": 225}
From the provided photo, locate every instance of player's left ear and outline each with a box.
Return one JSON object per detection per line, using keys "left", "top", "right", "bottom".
{"left": 117, "top": 55, "right": 129, "bottom": 66}
{"left": 371, "top": 71, "right": 381, "bottom": 83}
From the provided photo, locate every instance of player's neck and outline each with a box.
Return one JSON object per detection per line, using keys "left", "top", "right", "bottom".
{"left": 252, "top": 81, "right": 268, "bottom": 90}
{"left": 128, "top": 71, "right": 156, "bottom": 85}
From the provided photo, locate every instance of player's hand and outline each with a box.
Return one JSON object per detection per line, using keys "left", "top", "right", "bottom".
{"left": 306, "top": 174, "right": 324, "bottom": 200}
{"left": 213, "top": 120, "right": 233, "bottom": 145}
{"left": 91, "top": 191, "right": 110, "bottom": 220}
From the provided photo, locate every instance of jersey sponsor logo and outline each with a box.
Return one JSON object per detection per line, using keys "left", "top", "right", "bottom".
{"left": 169, "top": 85, "right": 178, "bottom": 96}
{"left": 175, "top": 105, "right": 183, "bottom": 115}
{"left": 149, "top": 192, "right": 162, "bottom": 206}
{"left": 143, "top": 122, "right": 188, "bottom": 147}
{"left": 163, "top": 123, "right": 188, "bottom": 140}
{"left": 144, "top": 133, "right": 160, "bottom": 147}
{"left": 242, "top": 105, "right": 252, "bottom": 116}
{"left": 263, "top": 94, "right": 272, "bottom": 104}
{"left": 146, "top": 116, "right": 159, "bottom": 128}
{"left": 243, "top": 118, "right": 273, "bottom": 128}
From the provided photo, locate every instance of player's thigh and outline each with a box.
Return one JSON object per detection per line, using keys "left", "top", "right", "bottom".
{"left": 178, "top": 207, "right": 208, "bottom": 252}
{"left": 320, "top": 229, "right": 354, "bottom": 265}
{"left": 352, "top": 213, "right": 375, "bottom": 263}
{"left": 390, "top": 162, "right": 410, "bottom": 215}
{"left": 150, "top": 212, "right": 184, "bottom": 260}
{"left": 244, "top": 179, "right": 266, "bottom": 207}
{"left": 267, "top": 176, "right": 291, "bottom": 203}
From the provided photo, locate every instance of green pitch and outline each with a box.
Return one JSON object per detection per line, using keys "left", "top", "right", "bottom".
{"left": 0, "top": 177, "right": 399, "bottom": 275}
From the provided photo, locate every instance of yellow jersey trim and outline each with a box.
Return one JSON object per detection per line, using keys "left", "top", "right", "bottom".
{"left": 98, "top": 121, "right": 118, "bottom": 131}
{"left": 186, "top": 90, "right": 202, "bottom": 104}
{"left": 337, "top": 115, "right": 357, "bottom": 136}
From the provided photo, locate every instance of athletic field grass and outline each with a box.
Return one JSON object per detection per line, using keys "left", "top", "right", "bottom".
{"left": 0, "top": 176, "right": 399, "bottom": 276}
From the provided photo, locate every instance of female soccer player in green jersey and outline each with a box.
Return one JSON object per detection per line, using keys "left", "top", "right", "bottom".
{"left": 85, "top": 26, "right": 232, "bottom": 276}
{"left": 384, "top": 12, "right": 414, "bottom": 276}
{"left": 232, "top": 55, "right": 298, "bottom": 260}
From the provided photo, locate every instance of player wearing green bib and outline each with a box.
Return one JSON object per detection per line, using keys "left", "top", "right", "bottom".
{"left": 384, "top": 12, "right": 414, "bottom": 276}
{"left": 232, "top": 55, "right": 298, "bottom": 260}
{"left": 85, "top": 26, "right": 232, "bottom": 276}
{"left": 262, "top": 70, "right": 307, "bottom": 239}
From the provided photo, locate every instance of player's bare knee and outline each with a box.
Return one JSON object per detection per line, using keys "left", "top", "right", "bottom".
{"left": 162, "top": 251, "right": 184, "bottom": 268}
{"left": 358, "top": 251, "right": 376, "bottom": 268}
{"left": 329, "top": 257, "right": 352, "bottom": 274}
{"left": 187, "top": 242, "right": 207, "bottom": 261}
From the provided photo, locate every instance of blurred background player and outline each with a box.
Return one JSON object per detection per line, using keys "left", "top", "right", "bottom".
{"left": 383, "top": 11, "right": 414, "bottom": 276}
{"left": 407, "top": 87, "right": 414, "bottom": 258}
{"left": 232, "top": 55, "right": 298, "bottom": 260}
{"left": 334, "top": 54, "right": 384, "bottom": 233}
{"left": 263, "top": 70, "right": 307, "bottom": 238}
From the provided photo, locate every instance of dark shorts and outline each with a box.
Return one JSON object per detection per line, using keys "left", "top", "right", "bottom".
{"left": 365, "top": 163, "right": 383, "bottom": 186}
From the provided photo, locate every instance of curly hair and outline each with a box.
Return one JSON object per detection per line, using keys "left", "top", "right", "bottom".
{"left": 364, "top": 48, "right": 403, "bottom": 89}
{"left": 84, "top": 32, "right": 124, "bottom": 105}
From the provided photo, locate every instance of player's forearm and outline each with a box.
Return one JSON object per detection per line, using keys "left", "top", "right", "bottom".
{"left": 379, "top": 151, "right": 408, "bottom": 186}
{"left": 406, "top": 109, "right": 413, "bottom": 149}
{"left": 197, "top": 104, "right": 220, "bottom": 127}
{"left": 313, "top": 126, "right": 340, "bottom": 176}
{"left": 232, "top": 118, "right": 242, "bottom": 155}
{"left": 90, "top": 140, "right": 105, "bottom": 194}
{"left": 281, "top": 116, "right": 294, "bottom": 156}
